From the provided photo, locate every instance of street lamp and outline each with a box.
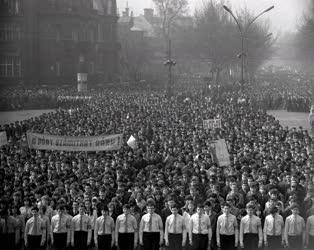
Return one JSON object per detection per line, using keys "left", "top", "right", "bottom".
{"left": 223, "top": 5, "right": 274, "bottom": 91}
{"left": 164, "top": 38, "right": 176, "bottom": 97}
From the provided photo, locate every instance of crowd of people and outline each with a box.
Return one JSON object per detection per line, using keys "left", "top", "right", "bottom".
{"left": 0, "top": 83, "right": 314, "bottom": 250}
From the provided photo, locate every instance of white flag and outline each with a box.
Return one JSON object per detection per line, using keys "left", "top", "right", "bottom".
{"left": 127, "top": 135, "right": 137, "bottom": 149}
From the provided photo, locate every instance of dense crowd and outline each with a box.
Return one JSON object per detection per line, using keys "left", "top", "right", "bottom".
{"left": 249, "top": 68, "right": 314, "bottom": 112}
{"left": 0, "top": 85, "right": 314, "bottom": 250}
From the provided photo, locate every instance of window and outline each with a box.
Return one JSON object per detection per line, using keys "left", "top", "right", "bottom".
{"left": 0, "top": 55, "right": 21, "bottom": 77}
{"left": 56, "top": 30, "right": 60, "bottom": 41}
{"left": 80, "top": 28, "right": 88, "bottom": 41}
{"left": 1, "top": 0, "right": 21, "bottom": 15}
{"left": 56, "top": 62, "right": 61, "bottom": 76}
{"left": 72, "top": 30, "right": 78, "bottom": 41}
{"left": 89, "top": 62, "right": 94, "bottom": 74}
{"left": 56, "top": 25, "right": 61, "bottom": 41}
{"left": 90, "top": 29, "right": 94, "bottom": 42}
{"left": 0, "top": 23, "right": 21, "bottom": 41}
{"left": 97, "top": 24, "right": 102, "bottom": 42}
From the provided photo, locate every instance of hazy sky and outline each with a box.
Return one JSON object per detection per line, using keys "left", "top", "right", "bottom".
{"left": 117, "top": 0, "right": 313, "bottom": 32}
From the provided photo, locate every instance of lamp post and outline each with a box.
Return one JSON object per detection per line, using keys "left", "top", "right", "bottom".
{"left": 223, "top": 5, "right": 274, "bottom": 92}
{"left": 246, "top": 32, "right": 273, "bottom": 84}
{"left": 164, "top": 38, "right": 176, "bottom": 97}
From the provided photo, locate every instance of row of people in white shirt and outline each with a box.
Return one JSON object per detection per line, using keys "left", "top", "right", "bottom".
{"left": 23, "top": 202, "right": 314, "bottom": 249}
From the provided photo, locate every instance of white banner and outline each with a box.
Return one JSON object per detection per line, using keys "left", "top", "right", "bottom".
{"left": 203, "top": 118, "right": 221, "bottom": 129}
{"left": 57, "top": 96, "right": 92, "bottom": 101}
{"left": 27, "top": 132, "right": 123, "bottom": 152}
{"left": 211, "top": 139, "right": 230, "bottom": 166}
{"left": 0, "top": 131, "right": 7, "bottom": 147}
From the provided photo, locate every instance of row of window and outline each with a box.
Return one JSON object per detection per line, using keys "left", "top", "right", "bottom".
{"left": 53, "top": 62, "right": 95, "bottom": 76}
{"left": 53, "top": 24, "right": 114, "bottom": 42}
{"left": 0, "top": 57, "right": 97, "bottom": 78}
{"left": 0, "top": 55, "right": 21, "bottom": 77}
{"left": 0, "top": 0, "right": 21, "bottom": 15}
{"left": 46, "top": 0, "right": 115, "bottom": 15}
{"left": 0, "top": 23, "right": 21, "bottom": 41}
{"left": 0, "top": 23, "right": 114, "bottom": 42}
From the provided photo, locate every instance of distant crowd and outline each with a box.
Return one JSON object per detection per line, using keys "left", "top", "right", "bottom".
{"left": 0, "top": 80, "right": 314, "bottom": 250}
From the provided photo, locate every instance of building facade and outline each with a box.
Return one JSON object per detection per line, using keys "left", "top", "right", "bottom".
{"left": 0, "top": 0, "right": 118, "bottom": 86}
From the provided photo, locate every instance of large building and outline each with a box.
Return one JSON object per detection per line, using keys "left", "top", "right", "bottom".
{"left": 0, "top": 0, "right": 119, "bottom": 86}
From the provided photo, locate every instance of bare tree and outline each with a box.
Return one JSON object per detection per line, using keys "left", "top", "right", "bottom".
{"left": 153, "top": 0, "right": 188, "bottom": 95}
{"left": 238, "top": 8, "right": 277, "bottom": 83}
{"left": 153, "top": 0, "right": 188, "bottom": 41}
{"left": 194, "top": 0, "right": 238, "bottom": 84}
{"left": 192, "top": 1, "right": 275, "bottom": 85}
{"left": 296, "top": 1, "right": 314, "bottom": 67}
{"left": 119, "top": 30, "right": 150, "bottom": 82}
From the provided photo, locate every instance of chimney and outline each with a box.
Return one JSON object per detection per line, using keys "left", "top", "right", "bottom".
{"left": 122, "top": 1, "right": 129, "bottom": 17}
{"left": 144, "top": 8, "right": 154, "bottom": 23}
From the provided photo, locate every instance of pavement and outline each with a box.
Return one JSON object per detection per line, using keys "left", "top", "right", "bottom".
{"left": 267, "top": 110, "right": 310, "bottom": 131}
{"left": 0, "top": 109, "right": 55, "bottom": 125}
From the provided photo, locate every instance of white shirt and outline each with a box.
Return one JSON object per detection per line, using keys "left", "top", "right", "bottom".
{"left": 240, "top": 215, "right": 261, "bottom": 234}
{"left": 189, "top": 213, "right": 211, "bottom": 235}
{"left": 116, "top": 214, "right": 137, "bottom": 233}
{"left": 94, "top": 215, "right": 115, "bottom": 235}
{"left": 306, "top": 215, "right": 314, "bottom": 236}
{"left": 284, "top": 214, "right": 305, "bottom": 237}
{"left": 263, "top": 213, "right": 284, "bottom": 236}
{"left": 165, "top": 214, "right": 185, "bottom": 234}
{"left": 216, "top": 213, "right": 237, "bottom": 235}
{"left": 71, "top": 214, "right": 91, "bottom": 232}
{"left": 140, "top": 213, "right": 163, "bottom": 233}
{"left": 51, "top": 214, "right": 70, "bottom": 233}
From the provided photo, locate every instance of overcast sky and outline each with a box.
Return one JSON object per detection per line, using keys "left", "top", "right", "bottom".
{"left": 117, "top": 0, "right": 313, "bottom": 32}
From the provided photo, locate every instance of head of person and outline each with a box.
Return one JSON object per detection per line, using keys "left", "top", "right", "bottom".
{"left": 123, "top": 204, "right": 130, "bottom": 215}
{"left": 222, "top": 202, "right": 231, "bottom": 215}
{"left": 269, "top": 205, "right": 278, "bottom": 215}
{"left": 269, "top": 189, "right": 278, "bottom": 201}
{"left": 39, "top": 204, "right": 47, "bottom": 215}
{"left": 108, "top": 202, "right": 115, "bottom": 212}
{"left": 167, "top": 196, "right": 175, "bottom": 208}
{"left": 99, "top": 189, "right": 106, "bottom": 200}
{"left": 57, "top": 204, "right": 65, "bottom": 215}
{"left": 204, "top": 200, "right": 212, "bottom": 213}
{"left": 170, "top": 203, "right": 179, "bottom": 215}
{"left": 78, "top": 203, "right": 85, "bottom": 215}
{"left": 290, "top": 203, "right": 300, "bottom": 215}
{"left": 146, "top": 199, "right": 156, "bottom": 214}
{"left": 101, "top": 204, "right": 109, "bottom": 216}
{"left": 246, "top": 203, "right": 255, "bottom": 216}
{"left": 41, "top": 195, "right": 49, "bottom": 206}
{"left": 31, "top": 206, "right": 39, "bottom": 216}
{"left": 196, "top": 203, "right": 204, "bottom": 215}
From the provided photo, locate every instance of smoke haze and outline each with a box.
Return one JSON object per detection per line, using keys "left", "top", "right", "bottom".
{"left": 117, "top": 0, "right": 313, "bottom": 32}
